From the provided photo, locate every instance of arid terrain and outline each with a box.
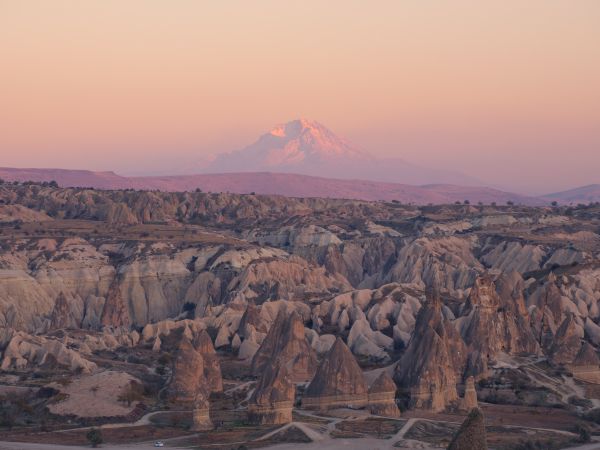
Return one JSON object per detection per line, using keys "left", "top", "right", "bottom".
{"left": 1, "top": 181, "right": 600, "bottom": 449}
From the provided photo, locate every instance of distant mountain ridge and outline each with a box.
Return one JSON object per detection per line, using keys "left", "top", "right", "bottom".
{"left": 0, "top": 167, "right": 544, "bottom": 205}
{"left": 204, "top": 119, "right": 483, "bottom": 186}
{"left": 543, "top": 184, "right": 600, "bottom": 204}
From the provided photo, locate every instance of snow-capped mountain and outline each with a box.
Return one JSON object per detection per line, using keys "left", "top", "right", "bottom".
{"left": 205, "top": 119, "right": 481, "bottom": 186}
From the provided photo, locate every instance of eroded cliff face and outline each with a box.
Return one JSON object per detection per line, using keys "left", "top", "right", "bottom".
{"left": 2, "top": 184, "right": 600, "bottom": 419}
{"left": 456, "top": 274, "right": 540, "bottom": 378}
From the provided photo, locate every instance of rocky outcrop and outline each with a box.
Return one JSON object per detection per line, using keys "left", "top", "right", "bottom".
{"left": 49, "top": 292, "right": 78, "bottom": 330}
{"left": 394, "top": 292, "right": 466, "bottom": 412}
{"left": 251, "top": 310, "right": 317, "bottom": 383}
{"left": 248, "top": 363, "right": 295, "bottom": 425}
{"left": 100, "top": 280, "right": 131, "bottom": 329}
{"left": 168, "top": 336, "right": 205, "bottom": 404}
{"left": 367, "top": 371, "right": 400, "bottom": 417}
{"left": 456, "top": 274, "right": 539, "bottom": 378}
{"left": 447, "top": 408, "right": 488, "bottom": 450}
{"left": 549, "top": 313, "right": 584, "bottom": 365}
{"left": 303, "top": 337, "right": 368, "bottom": 410}
{"left": 193, "top": 330, "right": 223, "bottom": 393}
{"left": 191, "top": 387, "right": 213, "bottom": 431}
{"left": 0, "top": 330, "right": 96, "bottom": 373}
{"left": 460, "top": 377, "right": 478, "bottom": 411}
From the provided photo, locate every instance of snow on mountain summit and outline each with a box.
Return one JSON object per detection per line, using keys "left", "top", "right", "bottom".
{"left": 204, "top": 119, "right": 481, "bottom": 186}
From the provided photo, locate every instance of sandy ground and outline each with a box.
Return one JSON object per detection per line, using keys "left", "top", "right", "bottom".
{"left": 48, "top": 370, "right": 139, "bottom": 417}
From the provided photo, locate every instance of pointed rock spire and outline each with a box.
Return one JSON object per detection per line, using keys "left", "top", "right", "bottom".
{"left": 303, "top": 337, "right": 368, "bottom": 410}
{"left": 368, "top": 371, "right": 400, "bottom": 417}
{"left": 394, "top": 290, "right": 466, "bottom": 412}
{"left": 100, "top": 279, "right": 131, "bottom": 329}
{"left": 168, "top": 336, "right": 205, "bottom": 404}
{"left": 460, "top": 376, "right": 478, "bottom": 411}
{"left": 252, "top": 309, "right": 317, "bottom": 383}
{"left": 194, "top": 330, "right": 223, "bottom": 393}
{"left": 248, "top": 362, "right": 295, "bottom": 425}
{"left": 447, "top": 408, "right": 488, "bottom": 450}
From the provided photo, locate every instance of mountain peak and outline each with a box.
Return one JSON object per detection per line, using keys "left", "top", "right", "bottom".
{"left": 268, "top": 119, "right": 328, "bottom": 138}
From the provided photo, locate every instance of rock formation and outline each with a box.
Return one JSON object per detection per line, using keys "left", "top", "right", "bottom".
{"left": 248, "top": 362, "right": 295, "bottom": 425}
{"left": 456, "top": 274, "right": 539, "bottom": 378}
{"left": 447, "top": 408, "right": 488, "bottom": 450}
{"left": 394, "top": 291, "right": 466, "bottom": 412}
{"left": 460, "top": 376, "right": 478, "bottom": 411}
{"left": 193, "top": 330, "right": 223, "bottom": 393}
{"left": 303, "top": 337, "right": 368, "bottom": 410}
{"left": 100, "top": 280, "right": 131, "bottom": 329}
{"left": 367, "top": 371, "right": 400, "bottom": 417}
{"left": 168, "top": 336, "right": 205, "bottom": 404}
{"left": 191, "top": 387, "right": 213, "bottom": 431}
{"left": 49, "top": 292, "right": 78, "bottom": 330}
{"left": 251, "top": 309, "right": 317, "bottom": 383}
{"left": 549, "top": 313, "right": 584, "bottom": 365}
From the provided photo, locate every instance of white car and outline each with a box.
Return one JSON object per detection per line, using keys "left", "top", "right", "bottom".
{"left": 154, "top": 442, "right": 165, "bottom": 448}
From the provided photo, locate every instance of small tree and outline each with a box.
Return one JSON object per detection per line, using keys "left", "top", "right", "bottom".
{"left": 86, "top": 428, "right": 103, "bottom": 448}
{"left": 551, "top": 201, "right": 558, "bottom": 207}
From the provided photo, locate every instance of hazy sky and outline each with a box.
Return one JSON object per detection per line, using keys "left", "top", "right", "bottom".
{"left": 1, "top": 1, "right": 599, "bottom": 194}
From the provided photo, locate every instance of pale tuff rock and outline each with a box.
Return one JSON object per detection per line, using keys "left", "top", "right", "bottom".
{"left": 141, "top": 318, "right": 205, "bottom": 342}
{"left": 100, "top": 280, "right": 131, "bottom": 329}
{"left": 193, "top": 330, "right": 223, "bottom": 393}
{"left": 460, "top": 377, "right": 478, "bottom": 411}
{"left": 456, "top": 274, "right": 539, "bottom": 378}
{"left": 303, "top": 337, "right": 368, "bottom": 410}
{"left": 447, "top": 408, "right": 488, "bottom": 450}
{"left": 481, "top": 242, "right": 545, "bottom": 274}
{"left": 347, "top": 318, "right": 393, "bottom": 362}
{"left": 305, "top": 330, "right": 336, "bottom": 355}
{"left": 248, "top": 362, "right": 295, "bottom": 425}
{"left": 384, "top": 236, "right": 482, "bottom": 297}
{"left": 168, "top": 336, "right": 205, "bottom": 404}
{"left": 245, "top": 224, "right": 342, "bottom": 249}
{"left": 152, "top": 336, "right": 161, "bottom": 352}
{"left": 0, "top": 330, "right": 96, "bottom": 373}
{"left": 367, "top": 371, "right": 400, "bottom": 417}
{"left": 528, "top": 273, "right": 570, "bottom": 350}
{"left": 252, "top": 310, "right": 317, "bottom": 383}
{"left": 394, "top": 292, "right": 466, "bottom": 412}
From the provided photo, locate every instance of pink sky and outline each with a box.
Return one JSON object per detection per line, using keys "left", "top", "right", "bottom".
{"left": 1, "top": 1, "right": 599, "bottom": 194}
